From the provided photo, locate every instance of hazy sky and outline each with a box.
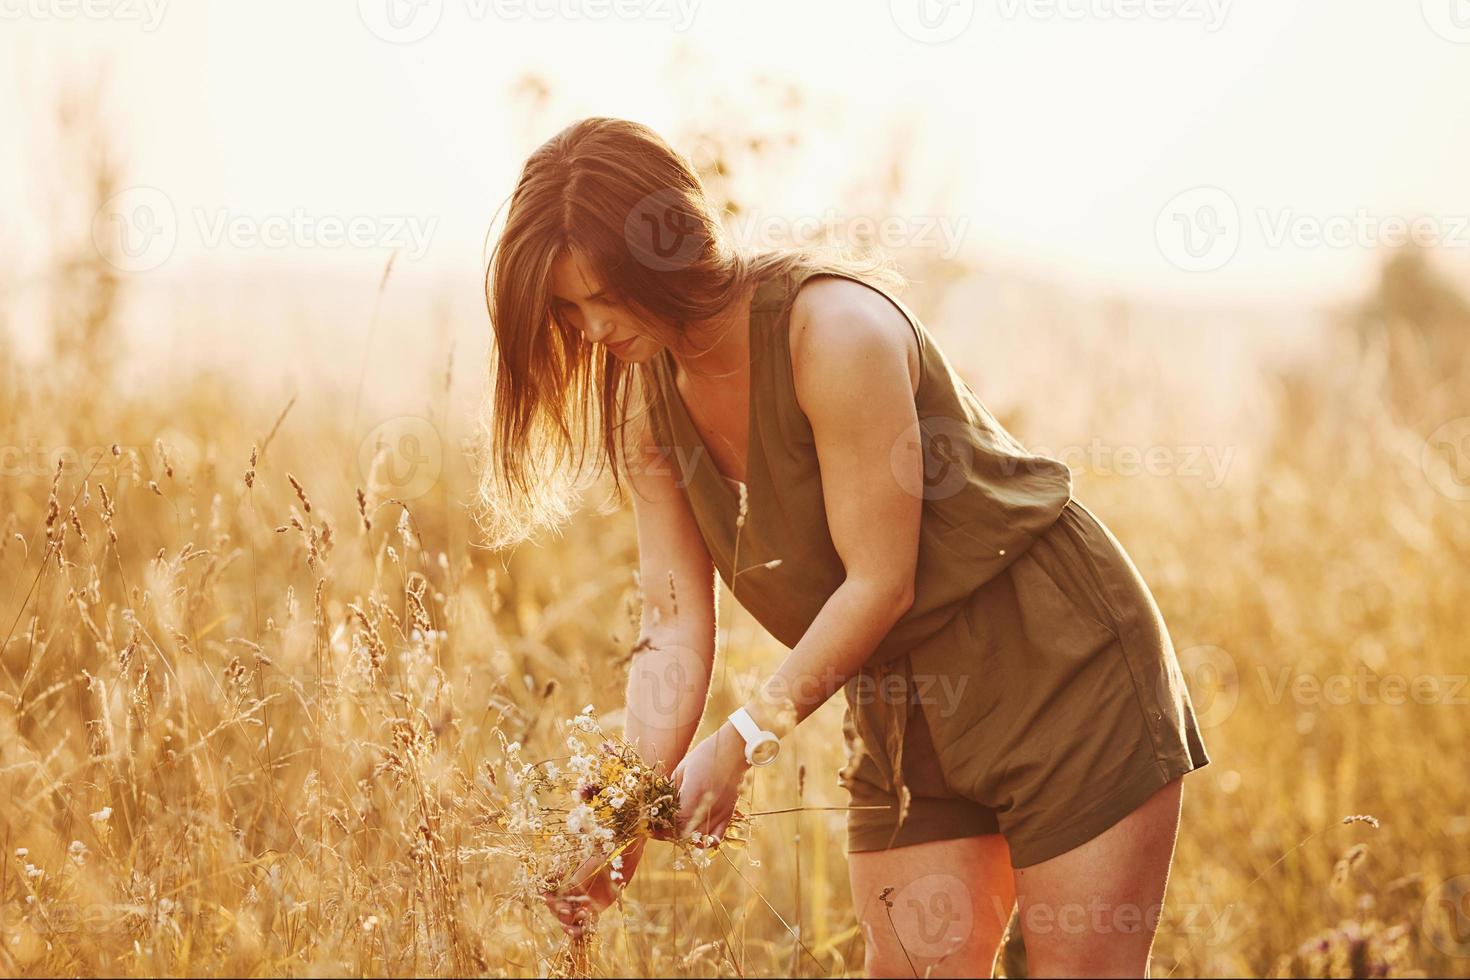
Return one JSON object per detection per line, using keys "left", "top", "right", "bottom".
{"left": 4, "top": 0, "right": 1469, "bottom": 312}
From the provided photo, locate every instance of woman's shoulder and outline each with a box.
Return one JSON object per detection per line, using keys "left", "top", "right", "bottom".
{"left": 785, "top": 271, "right": 924, "bottom": 401}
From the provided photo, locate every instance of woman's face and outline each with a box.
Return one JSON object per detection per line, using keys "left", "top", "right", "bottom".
{"left": 550, "top": 251, "right": 658, "bottom": 363}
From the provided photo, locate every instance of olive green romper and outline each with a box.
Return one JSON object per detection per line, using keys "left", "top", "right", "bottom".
{"left": 645, "top": 265, "right": 1210, "bottom": 868}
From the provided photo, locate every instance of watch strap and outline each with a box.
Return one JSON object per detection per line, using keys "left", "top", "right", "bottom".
{"left": 727, "top": 706, "right": 765, "bottom": 746}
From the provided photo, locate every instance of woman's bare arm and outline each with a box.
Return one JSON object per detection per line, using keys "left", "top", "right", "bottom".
{"left": 664, "top": 277, "right": 925, "bottom": 842}
{"left": 622, "top": 401, "right": 720, "bottom": 777}
{"left": 542, "top": 401, "right": 718, "bottom": 919}
{"left": 739, "top": 277, "right": 924, "bottom": 737}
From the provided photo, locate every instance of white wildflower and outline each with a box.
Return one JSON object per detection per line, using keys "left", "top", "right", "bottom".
{"left": 567, "top": 804, "right": 595, "bottom": 835}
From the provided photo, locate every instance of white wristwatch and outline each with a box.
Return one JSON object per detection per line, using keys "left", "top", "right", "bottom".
{"left": 727, "top": 706, "right": 781, "bottom": 767}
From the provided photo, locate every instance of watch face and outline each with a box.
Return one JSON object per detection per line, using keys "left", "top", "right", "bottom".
{"left": 749, "top": 737, "right": 780, "bottom": 767}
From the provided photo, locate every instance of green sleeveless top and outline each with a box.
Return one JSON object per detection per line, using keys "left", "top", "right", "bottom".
{"left": 645, "top": 266, "right": 1073, "bottom": 668}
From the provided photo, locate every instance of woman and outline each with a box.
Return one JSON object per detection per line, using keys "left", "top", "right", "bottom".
{"left": 478, "top": 116, "right": 1210, "bottom": 977}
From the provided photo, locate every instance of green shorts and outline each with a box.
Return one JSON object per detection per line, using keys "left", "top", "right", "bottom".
{"left": 838, "top": 498, "right": 1210, "bottom": 869}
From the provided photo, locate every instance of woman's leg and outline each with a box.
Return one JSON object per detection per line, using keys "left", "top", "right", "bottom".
{"left": 1011, "top": 777, "right": 1184, "bottom": 978}
{"left": 848, "top": 833, "right": 1017, "bottom": 978}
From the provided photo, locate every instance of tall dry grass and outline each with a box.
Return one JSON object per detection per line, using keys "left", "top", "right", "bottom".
{"left": 2, "top": 247, "right": 1469, "bottom": 977}
{"left": 5, "top": 73, "right": 1470, "bottom": 974}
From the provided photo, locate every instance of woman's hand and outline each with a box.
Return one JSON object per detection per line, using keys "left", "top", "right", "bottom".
{"left": 541, "top": 837, "right": 645, "bottom": 939}
{"left": 669, "top": 722, "right": 751, "bottom": 842}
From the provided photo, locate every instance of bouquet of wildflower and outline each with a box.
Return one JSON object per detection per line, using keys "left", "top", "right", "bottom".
{"left": 479, "top": 704, "right": 750, "bottom": 911}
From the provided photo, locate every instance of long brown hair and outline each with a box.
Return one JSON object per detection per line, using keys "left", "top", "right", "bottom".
{"left": 475, "top": 116, "right": 903, "bottom": 551}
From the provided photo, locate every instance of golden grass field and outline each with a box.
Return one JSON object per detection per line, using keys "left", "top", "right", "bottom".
{"left": 2, "top": 245, "right": 1468, "bottom": 978}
